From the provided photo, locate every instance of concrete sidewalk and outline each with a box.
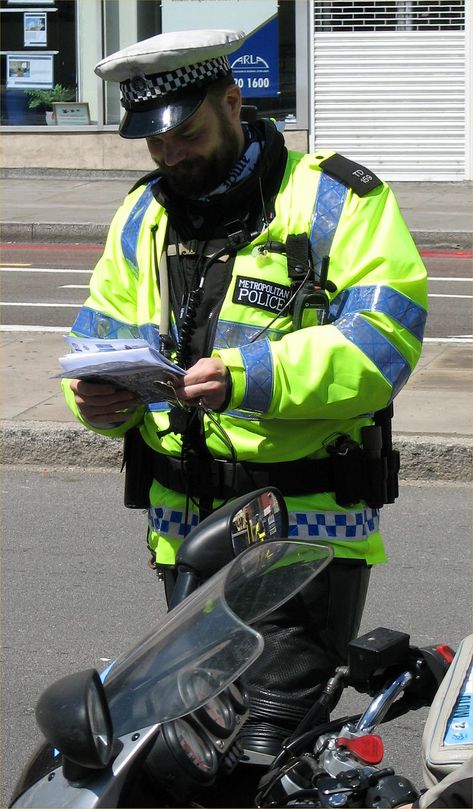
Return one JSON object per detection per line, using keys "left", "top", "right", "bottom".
{"left": 0, "top": 172, "right": 472, "bottom": 249}
{"left": 0, "top": 331, "right": 471, "bottom": 479}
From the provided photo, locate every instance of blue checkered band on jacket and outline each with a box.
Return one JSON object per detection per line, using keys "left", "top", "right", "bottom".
{"left": 289, "top": 507, "right": 379, "bottom": 540}
{"left": 121, "top": 56, "right": 231, "bottom": 105}
{"left": 148, "top": 506, "right": 199, "bottom": 538}
{"left": 329, "top": 285, "right": 426, "bottom": 343}
{"left": 148, "top": 505, "right": 378, "bottom": 542}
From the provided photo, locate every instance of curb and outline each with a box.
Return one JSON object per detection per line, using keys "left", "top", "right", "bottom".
{"left": 0, "top": 421, "right": 123, "bottom": 468}
{"left": 1, "top": 420, "right": 471, "bottom": 481}
{"left": 0, "top": 222, "right": 109, "bottom": 245}
{"left": 0, "top": 223, "right": 472, "bottom": 250}
{"left": 412, "top": 230, "right": 472, "bottom": 251}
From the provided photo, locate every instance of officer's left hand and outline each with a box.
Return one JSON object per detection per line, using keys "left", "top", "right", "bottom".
{"left": 175, "top": 358, "right": 230, "bottom": 411}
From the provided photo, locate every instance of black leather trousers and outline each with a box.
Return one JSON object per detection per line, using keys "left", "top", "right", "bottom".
{"left": 241, "top": 558, "right": 371, "bottom": 729}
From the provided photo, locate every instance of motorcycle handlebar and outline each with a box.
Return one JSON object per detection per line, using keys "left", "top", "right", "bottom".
{"left": 356, "top": 670, "right": 414, "bottom": 732}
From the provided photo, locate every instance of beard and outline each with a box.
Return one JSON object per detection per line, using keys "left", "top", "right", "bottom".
{"left": 154, "top": 111, "right": 242, "bottom": 199}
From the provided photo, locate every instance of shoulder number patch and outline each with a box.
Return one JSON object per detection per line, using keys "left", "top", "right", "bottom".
{"left": 320, "top": 153, "right": 382, "bottom": 196}
{"left": 233, "top": 276, "right": 292, "bottom": 314}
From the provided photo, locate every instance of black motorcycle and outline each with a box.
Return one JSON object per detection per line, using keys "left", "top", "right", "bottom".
{"left": 10, "top": 488, "right": 453, "bottom": 808}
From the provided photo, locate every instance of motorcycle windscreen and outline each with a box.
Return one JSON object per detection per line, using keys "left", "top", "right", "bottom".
{"left": 104, "top": 540, "right": 332, "bottom": 737}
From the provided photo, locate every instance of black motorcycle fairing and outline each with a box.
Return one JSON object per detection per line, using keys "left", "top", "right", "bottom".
{"left": 9, "top": 742, "right": 61, "bottom": 807}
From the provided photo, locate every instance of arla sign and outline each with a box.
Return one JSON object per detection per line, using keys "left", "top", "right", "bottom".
{"left": 230, "top": 16, "right": 279, "bottom": 98}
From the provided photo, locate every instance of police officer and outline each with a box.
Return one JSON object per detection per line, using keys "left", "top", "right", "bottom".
{"left": 63, "top": 29, "right": 428, "bottom": 749}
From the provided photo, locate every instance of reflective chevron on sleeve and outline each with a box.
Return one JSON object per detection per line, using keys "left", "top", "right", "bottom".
{"left": 329, "top": 285, "right": 426, "bottom": 342}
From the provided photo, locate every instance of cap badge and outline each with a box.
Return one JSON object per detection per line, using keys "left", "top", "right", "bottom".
{"left": 130, "top": 74, "right": 147, "bottom": 93}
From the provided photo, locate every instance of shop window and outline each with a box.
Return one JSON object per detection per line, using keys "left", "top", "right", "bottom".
{"left": 1, "top": 0, "right": 298, "bottom": 128}
{"left": 0, "top": 0, "right": 77, "bottom": 126}
{"left": 102, "top": 0, "right": 297, "bottom": 127}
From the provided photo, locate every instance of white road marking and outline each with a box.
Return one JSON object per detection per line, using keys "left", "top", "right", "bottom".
{"left": 0, "top": 267, "right": 92, "bottom": 273}
{"left": 0, "top": 326, "right": 470, "bottom": 343}
{"left": 1, "top": 267, "right": 470, "bottom": 281}
{"left": 428, "top": 293, "right": 473, "bottom": 299}
{"left": 423, "top": 337, "right": 472, "bottom": 343}
{"left": 428, "top": 277, "right": 472, "bottom": 282}
{"left": 0, "top": 302, "right": 80, "bottom": 307}
{"left": 0, "top": 325, "right": 69, "bottom": 332}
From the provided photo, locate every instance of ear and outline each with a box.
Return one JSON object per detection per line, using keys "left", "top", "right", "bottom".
{"left": 224, "top": 82, "right": 242, "bottom": 122}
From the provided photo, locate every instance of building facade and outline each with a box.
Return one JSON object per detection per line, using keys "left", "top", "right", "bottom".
{"left": 1, "top": 0, "right": 470, "bottom": 180}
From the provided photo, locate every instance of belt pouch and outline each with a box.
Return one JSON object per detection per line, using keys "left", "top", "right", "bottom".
{"left": 123, "top": 427, "right": 155, "bottom": 509}
{"left": 361, "top": 425, "right": 388, "bottom": 508}
{"left": 331, "top": 442, "right": 364, "bottom": 507}
{"left": 385, "top": 449, "right": 400, "bottom": 503}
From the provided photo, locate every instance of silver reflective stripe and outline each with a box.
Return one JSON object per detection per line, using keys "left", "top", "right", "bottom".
{"left": 121, "top": 182, "right": 158, "bottom": 274}
{"left": 309, "top": 171, "right": 347, "bottom": 275}
{"left": 329, "top": 284, "right": 427, "bottom": 342}
{"left": 335, "top": 313, "right": 410, "bottom": 397}
{"left": 239, "top": 337, "right": 273, "bottom": 413}
{"left": 289, "top": 507, "right": 379, "bottom": 540}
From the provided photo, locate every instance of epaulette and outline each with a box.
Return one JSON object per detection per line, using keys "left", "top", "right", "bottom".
{"left": 128, "top": 168, "right": 161, "bottom": 195}
{"left": 319, "top": 152, "right": 382, "bottom": 197}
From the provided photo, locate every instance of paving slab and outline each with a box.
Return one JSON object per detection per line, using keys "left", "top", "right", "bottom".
{"left": 0, "top": 333, "right": 470, "bottom": 479}
{"left": 0, "top": 172, "right": 471, "bottom": 477}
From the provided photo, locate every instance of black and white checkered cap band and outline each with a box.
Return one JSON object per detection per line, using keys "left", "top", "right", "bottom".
{"left": 121, "top": 55, "right": 231, "bottom": 106}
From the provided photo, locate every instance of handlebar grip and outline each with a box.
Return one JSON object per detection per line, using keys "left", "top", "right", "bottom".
{"left": 365, "top": 772, "right": 419, "bottom": 808}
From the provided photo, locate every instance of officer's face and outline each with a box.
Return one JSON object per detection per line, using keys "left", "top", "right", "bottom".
{"left": 146, "top": 88, "right": 244, "bottom": 198}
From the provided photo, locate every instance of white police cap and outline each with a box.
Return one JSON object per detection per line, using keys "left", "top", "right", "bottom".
{"left": 95, "top": 29, "right": 246, "bottom": 139}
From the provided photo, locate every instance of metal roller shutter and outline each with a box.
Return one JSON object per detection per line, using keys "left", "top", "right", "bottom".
{"left": 311, "top": 1, "right": 469, "bottom": 180}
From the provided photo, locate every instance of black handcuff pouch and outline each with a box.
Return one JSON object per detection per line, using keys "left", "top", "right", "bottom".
{"left": 122, "top": 427, "right": 155, "bottom": 509}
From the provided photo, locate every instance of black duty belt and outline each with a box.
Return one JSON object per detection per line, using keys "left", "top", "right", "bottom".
{"left": 151, "top": 448, "right": 379, "bottom": 508}
{"left": 123, "top": 425, "right": 399, "bottom": 511}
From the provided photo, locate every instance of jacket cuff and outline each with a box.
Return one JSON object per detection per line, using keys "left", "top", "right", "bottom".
{"left": 211, "top": 347, "right": 247, "bottom": 410}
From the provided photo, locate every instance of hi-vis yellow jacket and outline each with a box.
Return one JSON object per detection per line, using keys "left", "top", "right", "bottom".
{"left": 62, "top": 148, "right": 428, "bottom": 567}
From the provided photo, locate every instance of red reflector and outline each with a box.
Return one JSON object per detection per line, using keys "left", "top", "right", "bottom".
{"left": 336, "top": 734, "right": 384, "bottom": 765}
{"left": 435, "top": 644, "right": 455, "bottom": 665}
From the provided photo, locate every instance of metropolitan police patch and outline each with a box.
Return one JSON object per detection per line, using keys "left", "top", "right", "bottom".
{"left": 233, "top": 276, "right": 292, "bottom": 314}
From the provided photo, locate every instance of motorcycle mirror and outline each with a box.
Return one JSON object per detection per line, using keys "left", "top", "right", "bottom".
{"left": 169, "top": 487, "right": 288, "bottom": 609}
{"left": 35, "top": 668, "right": 115, "bottom": 778}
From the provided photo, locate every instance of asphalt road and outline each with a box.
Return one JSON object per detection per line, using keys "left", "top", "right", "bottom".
{"left": 1, "top": 468, "right": 471, "bottom": 807}
{"left": 0, "top": 244, "right": 472, "bottom": 341}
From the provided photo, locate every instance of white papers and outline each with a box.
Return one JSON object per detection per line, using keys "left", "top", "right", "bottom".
{"left": 57, "top": 337, "right": 185, "bottom": 404}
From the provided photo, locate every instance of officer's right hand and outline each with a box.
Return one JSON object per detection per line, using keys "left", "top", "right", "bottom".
{"left": 69, "top": 379, "right": 139, "bottom": 425}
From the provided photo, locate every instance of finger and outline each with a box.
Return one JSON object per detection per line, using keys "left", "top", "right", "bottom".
{"left": 70, "top": 378, "right": 119, "bottom": 396}
{"left": 71, "top": 380, "right": 138, "bottom": 408}
{"left": 179, "top": 380, "right": 223, "bottom": 400}
{"left": 76, "top": 399, "right": 137, "bottom": 422}
{"left": 74, "top": 390, "right": 138, "bottom": 408}
{"left": 79, "top": 409, "right": 134, "bottom": 425}
{"left": 182, "top": 358, "right": 227, "bottom": 387}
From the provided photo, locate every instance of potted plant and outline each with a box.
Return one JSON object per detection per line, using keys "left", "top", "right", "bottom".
{"left": 25, "top": 84, "right": 76, "bottom": 125}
